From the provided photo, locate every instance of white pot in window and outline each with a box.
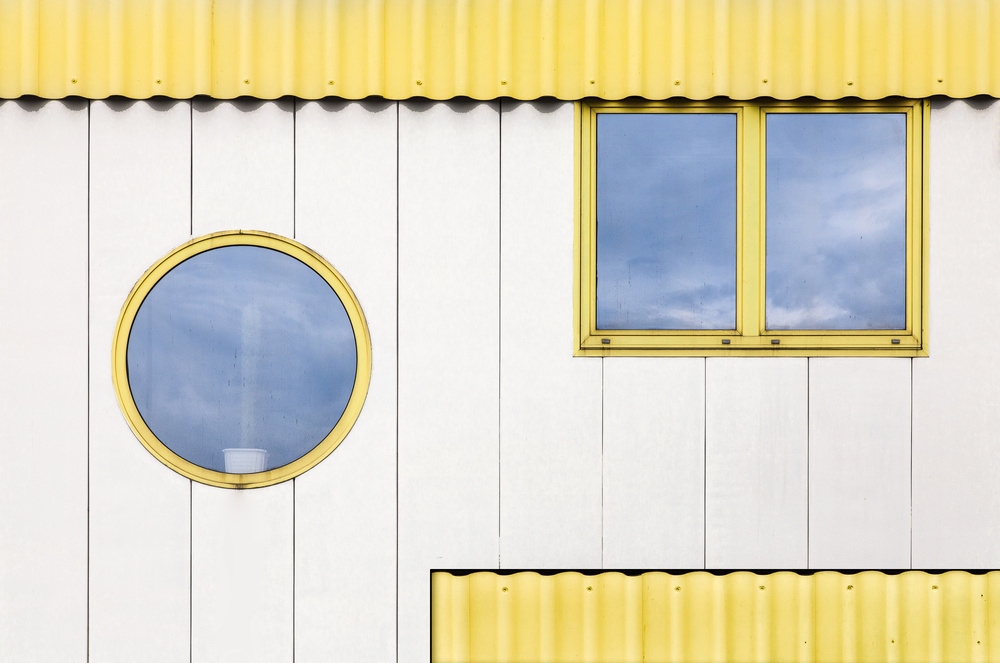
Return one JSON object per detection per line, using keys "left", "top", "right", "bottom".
{"left": 223, "top": 448, "right": 268, "bottom": 474}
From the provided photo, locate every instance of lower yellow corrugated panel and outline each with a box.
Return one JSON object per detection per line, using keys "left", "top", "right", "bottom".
{"left": 1, "top": 0, "right": 1000, "bottom": 100}
{"left": 432, "top": 571, "right": 1000, "bottom": 663}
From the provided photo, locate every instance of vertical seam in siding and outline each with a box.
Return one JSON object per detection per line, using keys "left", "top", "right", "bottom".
{"left": 394, "top": 100, "right": 400, "bottom": 663}
{"left": 288, "top": 97, "right": 299, "bottom": 663}
{"left": 806, "top": 357, "right": 810, "bottom": 569}
{"left": 292, "top": 98, "right": 297, "bottom": 239}
{"left": 187, "top": 97, "right": 194, "bottom": 663}
{"left": 86, "top": 98, "right": 91, "bottom": 663}
{"left": 498, "top": 98, "right": 503, "bottom": 568}
{"left": 292, "top": 479, "right": 296, "bottom": 662}
{"left": 189, "top": 480, "right": 192, "bottom": 663}
{"left": 189, "top": 100, "right": 193, "bottom": 236}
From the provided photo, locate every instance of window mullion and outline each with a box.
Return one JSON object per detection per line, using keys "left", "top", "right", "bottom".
{"left": 739, "top": 103, "right": 762, "bottom": 339}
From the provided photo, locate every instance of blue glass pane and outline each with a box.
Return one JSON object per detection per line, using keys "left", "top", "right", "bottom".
{"left": 127, "top": 246, "right": 357, "bottom": 473}
{"left": 766, "top": 113, "right": 907, "bottom": 330}
{"left": 596, "top": 113, "right": 737, "bottom": 330}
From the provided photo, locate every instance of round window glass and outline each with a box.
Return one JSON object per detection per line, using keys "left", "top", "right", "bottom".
{"left": 113, "top": 231, "right": 371, "bottom": 488}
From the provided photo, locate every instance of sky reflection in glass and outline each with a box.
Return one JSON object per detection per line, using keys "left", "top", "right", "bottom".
{"left": 596, "top": 113, "right": 737, "bottom": 330}
{"left": 766, "top": 113, "right": 907, "bottom": 330}
{"left": 127, "top": 245, "right": 357, "bottom": 473}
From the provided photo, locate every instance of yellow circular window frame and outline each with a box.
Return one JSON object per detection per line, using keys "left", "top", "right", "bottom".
{"left": 112, "top": 230, "right": 372, "bottom": 489}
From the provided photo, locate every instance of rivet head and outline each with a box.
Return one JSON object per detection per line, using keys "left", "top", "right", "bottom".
{"left": 932, "top": 585, "right": 939, "bottom": 590}
{"left": 674, "top": 586, "right": 681, "bottom": 591}
{"left": 762, "top": 78, "right": 768, "bottom": 83}
{"left": 243, "top": 78, "right": 250, "bottom": 84}
{"left": 759, "top": 585, "right": 765, "bottom": 591}
{"left": 673, "top": 80, "right": 680, "bottom": 85}
{"left": 589, "top": 80, "right": 596, "bottom": 84}
{"left": 327, "top": 80, "right": 334, "bottom": 85}
{"left": 847, "top": 81, "right": 854, "bottom": 86}
{"left": 416, "top": 80, "right": 423, "bottom": 85}
{"left": 70, "top": 78, "right": 78, "bottom": 84}
{"left": 937, "top": 78, "right": 943, "bottom": 83}
{"left": 847, "top": 585, "right": 854, "bottom": 590}
{"left": 586, "top": 586, "right": 593, "bottom": 591}
{"left": 501, "top": 587, "right": 508, "bottom": 593}
{"left": 155, "top": 79, "right": 162, "bottom": 84}
{"left": 500, "top": 80, "right": 507, "bottom": 85}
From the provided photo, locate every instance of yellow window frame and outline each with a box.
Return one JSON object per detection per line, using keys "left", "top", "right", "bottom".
{"left": 112, "top": 230, "right": 373, "bottom": 489}
{"left": 575, "top": 98, "right": 929, "bottom": 357}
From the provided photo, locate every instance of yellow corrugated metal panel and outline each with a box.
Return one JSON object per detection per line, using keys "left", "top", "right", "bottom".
{"left": 1, "top": 0, "right": 1000, "bottom": 100}
{"left": 432, "top": 570, "right": 1000, "bottom": 663}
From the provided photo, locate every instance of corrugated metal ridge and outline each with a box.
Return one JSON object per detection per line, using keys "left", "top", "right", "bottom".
{"left": 432, "top": 570, "right": 1000, "bottom": 662}
{"left": 1, "top": 0, "right": 999, "bottom": 101}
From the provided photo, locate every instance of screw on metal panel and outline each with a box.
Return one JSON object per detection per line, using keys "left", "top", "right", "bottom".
{"left": 501, "top": 80, "right": 507, "bottom": 85}
{"left": 847, "top": 81, "right": 854, "bottom": 86}
{"left": 674, "top": 586, "right": 681, "bottom": 591}
{"left": 932, "top": 585, "right": 939, "bottom": 590}
{"left": 721, "top": 339, "right": 731, "bottom": 344}
{"left": 758, "top": 586, "right": 765, "bottom": 591}
{"left": 601, "top": 338, "right": 611, "bottom": 344}
{"left": 155, "top": 79, "right": 162, "bottom": 84}
{"left": 589, "top": 80, "right": 596, "bottom": 84}
{"left": 71, "top": 78, "right": 77, "bottom": 84}
{"left": 674, "top": 80, "right": 680, "bottom": 85}
{"left": 243, "top": 79, "right": 250, "bottom": 84}
{"left": 847, "top": 585, "right": 854, "bottom": 590}
{"left": 586, "top": 586, "right": 593, "bottom": 591}
{"left": 771, "top": 339, "right": 780, "bottom": 344}
{"left": 891, "top": 339, "right": 900, "bottom": 344}
{"left": 328, "top": 80, "right": 334, "bottom": 85}
{"left": 937, "top": 78, "right": 944, "bottom": 83}
{"left": 761, "top": 78, "right": 768, "bottom": 83}
{"left": 502, "top": 587, "right": 508, "bottom": 592}
{"left": 416, "top": 80, "right": 423, "bottom": 85}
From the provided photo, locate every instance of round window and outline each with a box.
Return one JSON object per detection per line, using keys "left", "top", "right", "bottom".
{"left": 112, "top": 231, "right": 371, "bottom": 488}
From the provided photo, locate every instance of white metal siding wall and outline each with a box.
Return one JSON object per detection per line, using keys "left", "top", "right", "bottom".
{"left": 0, "top": 98, "right": 88, "bottom": 663}
{"left": 914, "top": 98, "right": 1000, "bottom": 568}
{"left": 500, "top": 100, "right": 603, "bottom": 572}
{"left": 89, "top": 98, "right": 192, "bottom": 662}
{"left": 294, "top": 98, "right": 398, "bottom": 662}
{"left": 0, "top": 97, "right": 998, "bottom": 660}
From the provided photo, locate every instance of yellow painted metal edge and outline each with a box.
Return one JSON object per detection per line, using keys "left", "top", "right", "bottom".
{"left": 573, "top": 100, "right": 585, "bottom": 355}
{"left": 111, "top": 230, "right": 372, "bottom": 489}
{"left": 919, "top": 99, "right": 932, "bottom": 357}
{"left": 433, "top": 570, "right": 1000, "bottom": 663}
{"left": 2, "top": 0, "right": 1000, "bottom": 101}
{"left": 575, "top": 98, "right": 928, "bottom": 358}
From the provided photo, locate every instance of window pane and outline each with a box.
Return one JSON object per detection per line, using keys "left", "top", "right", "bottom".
{"left": 127, "top": 245, "right": 357, "bottom": 473}
{"left": 596, "top": 113, "right": 737, "bottom": 330}
{"left": 765, "top": 113, "right": 907, "bottom": 330}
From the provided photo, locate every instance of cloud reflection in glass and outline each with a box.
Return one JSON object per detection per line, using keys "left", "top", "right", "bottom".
{"left": 126, "top": 245, "right": 357, "bottom": 473}
{"left": 766, "top": 113, "right": 907, "bottom": 330}
{"left": 596, "top": 112, "right": 737, "bottom": 330}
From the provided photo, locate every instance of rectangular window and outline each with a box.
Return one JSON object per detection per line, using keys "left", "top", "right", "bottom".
{"left": 576, "top": 99, "right": 928, "bottom": 356}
